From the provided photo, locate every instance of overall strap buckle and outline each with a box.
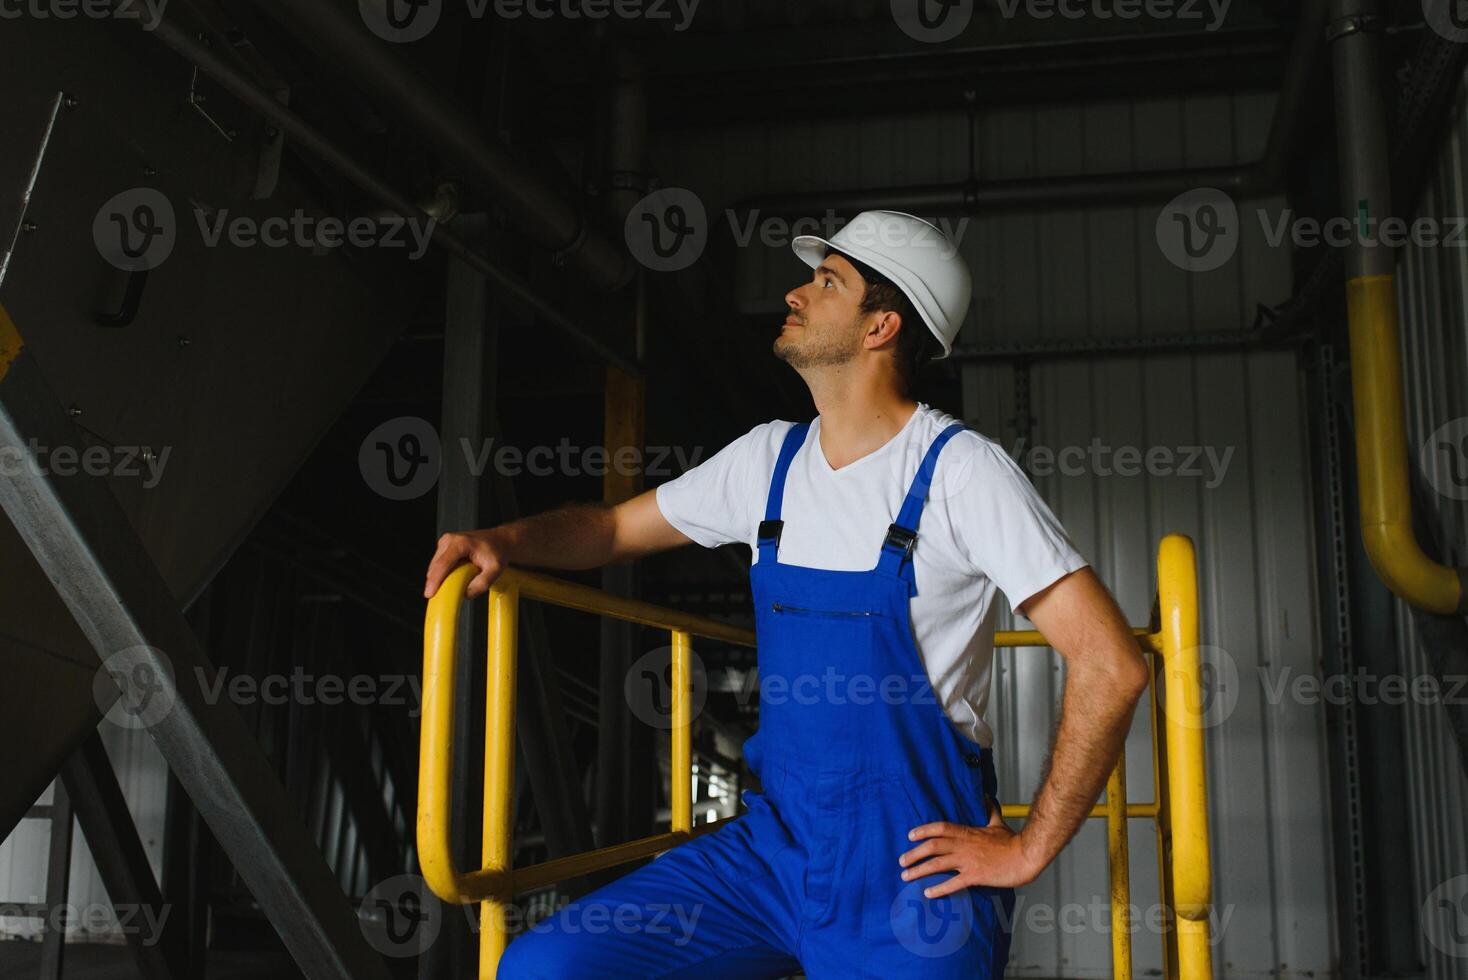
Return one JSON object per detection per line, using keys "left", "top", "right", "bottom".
{"left": 883, "top": 523, "right": 917, "bottom": 557}
{"left": 758, "top": 519, "right": 785, "bottom": 547}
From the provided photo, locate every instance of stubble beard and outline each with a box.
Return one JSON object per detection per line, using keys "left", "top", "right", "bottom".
{"left": 773, "top": 317, "right": 862, "bottom": 369}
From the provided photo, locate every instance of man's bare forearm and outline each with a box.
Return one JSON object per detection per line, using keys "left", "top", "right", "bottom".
{"left": 1019, "top": 654, "right": 1146, "bottom": 868}
{"left": 487, "top": 502, "right": 618, "bottom": 570}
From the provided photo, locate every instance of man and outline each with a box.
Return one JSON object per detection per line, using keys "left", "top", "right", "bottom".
{"left": 423, "top": 210, "right": 1150, "bottom": 977}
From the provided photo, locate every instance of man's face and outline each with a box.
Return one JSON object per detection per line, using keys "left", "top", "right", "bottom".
{"left": 775, "top": 252, "right": 871, "bottom": 368}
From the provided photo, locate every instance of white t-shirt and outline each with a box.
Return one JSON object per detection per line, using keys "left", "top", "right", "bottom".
{"left": 654, "top": 402, "right": 1089, "bottom": 748}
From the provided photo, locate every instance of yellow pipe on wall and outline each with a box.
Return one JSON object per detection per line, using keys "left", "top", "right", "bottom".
{"left": 1347, "top": 274, "right": 1465, "bottom": 614}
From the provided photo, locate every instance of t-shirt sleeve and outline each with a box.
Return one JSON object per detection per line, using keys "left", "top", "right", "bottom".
{"left": 953, "top": 434, "right": 1090, "bottom": 613}
{"left": 654, "top": 421, "right": 783, "bottom": 549}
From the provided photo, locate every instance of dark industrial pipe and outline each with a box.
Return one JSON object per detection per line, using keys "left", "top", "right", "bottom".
{"left": 140, "top": 15, "right": 641, "bottom": 376}
{"left": 736, "top": 0, "right": 1325, "bottom": 218}
{"left": 247, "top": 0, "right": 634, "bottom": 292}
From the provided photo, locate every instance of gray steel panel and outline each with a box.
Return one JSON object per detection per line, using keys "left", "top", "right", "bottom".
{"left": 1392, "top": 65, "right": 1468, "bottom": 980}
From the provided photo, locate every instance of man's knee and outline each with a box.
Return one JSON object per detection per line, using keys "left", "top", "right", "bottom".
{"left": 495, "top": 925, "right": 577, "bottom": 979}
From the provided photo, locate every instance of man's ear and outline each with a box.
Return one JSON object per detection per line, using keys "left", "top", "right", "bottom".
{"left": 866, "top": 309, "right": 903, "bottom": 350}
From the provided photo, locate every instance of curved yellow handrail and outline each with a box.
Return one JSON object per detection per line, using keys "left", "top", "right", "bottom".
{"left": 417, "top": 563, "right": 503, "bottom": 903}
{"left": 1157, "top": 534, "right": 1213, "bottom": 979}
{"left": 419, "top": 543, "right": 1211, "bottom": 980}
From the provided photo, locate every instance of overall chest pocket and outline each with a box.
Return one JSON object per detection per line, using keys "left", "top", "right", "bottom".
{"left": 769, "top": 601, "right": 877, "bottom": 618}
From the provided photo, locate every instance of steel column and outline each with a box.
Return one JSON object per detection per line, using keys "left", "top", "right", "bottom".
{"left": 425, "top": 214, "right": 497, "bottom": 980}
{"left": 37, "top": 779, "right": 72, "bottom": 980}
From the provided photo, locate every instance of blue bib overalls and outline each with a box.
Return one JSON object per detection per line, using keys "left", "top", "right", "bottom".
{"left": 499, "top": 421, "right": 1017, "bottom": 978}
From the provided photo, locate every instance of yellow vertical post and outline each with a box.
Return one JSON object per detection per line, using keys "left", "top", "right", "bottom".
{"left": 670, "top": 629, "right": 692, "bottom": 833}
{"left": 1150, "top": 654, "right": 1180, "bottom": 980}
{"left": 480, "top": 581, "right": 520, "bottom": 979}
{"left": 604, "top": 367, "right": 645, "bottom": 505}
{"left": 1157, "top": 534, "right": 1212, "bottom": 980}
{"left": 1106, "top": 752, "right": 1132, "bottom": 980}
{"left": 0, "top": 303, "right": 25, "bottom": 382}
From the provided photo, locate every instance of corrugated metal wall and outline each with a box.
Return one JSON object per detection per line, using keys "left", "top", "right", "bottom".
{"left": 968, "top": 345, "right": 1331, "bottom": 979}
{"left": 1394, "top": 65, "right": 1468, "bottom": 980}
{"left": 666, "top": 91, "right": 1337, "bottom": 976}
{"left": 954, "top": 99, "right": 1335, "bottom": 979}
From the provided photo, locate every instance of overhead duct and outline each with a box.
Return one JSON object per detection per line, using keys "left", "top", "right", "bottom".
{"left": 246, "top": 0, "right": 634, "bottom": 293}
{"left": 136, "top": 13, "right": 639, "bottom": 375}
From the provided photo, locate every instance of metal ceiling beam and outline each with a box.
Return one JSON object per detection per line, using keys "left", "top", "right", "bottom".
{"left": 733, "top": 0, "right": 1325, "bottom": 216}
{"left": 0, "top": 306, "right": 393, "bottom": 980}
{"left": 558, "top": 22, "right": 1289, "bottom": 127}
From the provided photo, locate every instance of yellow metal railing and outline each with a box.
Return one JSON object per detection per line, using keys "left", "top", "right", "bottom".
{"left": 419, "top": 532, "right": 1212, "bottom": 979}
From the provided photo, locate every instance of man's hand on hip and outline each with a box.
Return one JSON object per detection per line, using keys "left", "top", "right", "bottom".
{"left": 898, "top": 797, "right": 1044, "bottom": 895}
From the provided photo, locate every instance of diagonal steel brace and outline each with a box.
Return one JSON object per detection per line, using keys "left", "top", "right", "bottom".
{"left": 0, "top": 307, "right": 392, "bottom": 980}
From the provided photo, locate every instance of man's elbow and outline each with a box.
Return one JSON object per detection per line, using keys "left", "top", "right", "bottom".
{"left": 1114, "top": 646, "right": 1152, "bottom": 702}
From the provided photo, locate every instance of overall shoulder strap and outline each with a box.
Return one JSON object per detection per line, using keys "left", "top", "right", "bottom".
{"left": 877, "top": 421, "right": 970, "bottom": 584}
{"left": 758, "top": 421, "right": 811, "bottom": 562}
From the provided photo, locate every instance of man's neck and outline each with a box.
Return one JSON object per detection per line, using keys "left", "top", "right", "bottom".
{"left": 808, "top": 385, "right": 919, "bottom": 471}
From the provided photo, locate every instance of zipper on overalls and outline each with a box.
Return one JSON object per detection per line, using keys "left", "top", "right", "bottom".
{"left": 770, "top": 602, "right": 873, "bottom": 617}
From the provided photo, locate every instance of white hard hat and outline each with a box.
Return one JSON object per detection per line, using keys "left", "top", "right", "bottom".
{"left": 792, "top": 209, "right": 970, "bottom": 359}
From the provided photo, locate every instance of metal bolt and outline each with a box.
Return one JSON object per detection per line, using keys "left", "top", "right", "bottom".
{"left": 177, "top": 335, "right": 191, "bottom": 349}
{"left": 62, "top": 93, "right": 78, "bottom": 109}
{"left": 21, "top": 222, "right": 36, "bottom": 233}
{"left": 67, "top": 404, "right": 82, "bottom": 418}
{"left": 143, "top": 167, "right": 156, "bottom": 178}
